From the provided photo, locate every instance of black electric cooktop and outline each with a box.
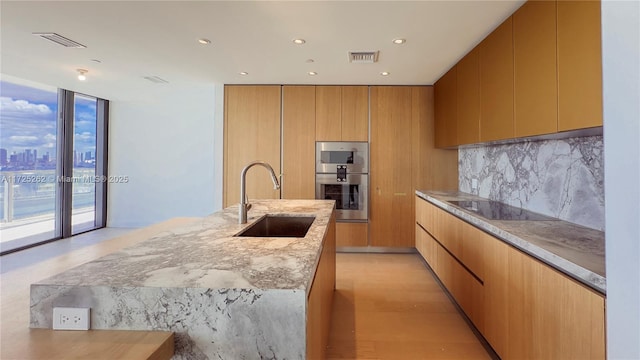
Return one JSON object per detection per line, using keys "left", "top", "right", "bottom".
{"left": 447, "top": 200, "right": 557, "bottom": 221}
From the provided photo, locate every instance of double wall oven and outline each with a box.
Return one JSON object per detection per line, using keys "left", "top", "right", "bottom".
{"left": 315, "top": 142, "right": 368, "bottom": 221}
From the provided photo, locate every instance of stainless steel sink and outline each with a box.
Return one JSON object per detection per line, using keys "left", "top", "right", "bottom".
{"left": 235, "top": 215, "right": 315, "bottom": 237}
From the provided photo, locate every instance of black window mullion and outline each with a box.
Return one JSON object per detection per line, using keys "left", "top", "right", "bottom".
{"left": 58, "top": 89, "right": 75, "bottom": 239}
{"left": 95, "top": 99, "right": 108, "bottom": 228}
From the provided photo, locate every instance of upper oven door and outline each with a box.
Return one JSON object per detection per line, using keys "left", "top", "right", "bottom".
{"left": 316, "top": 141, "right": 368, "bottom": 174}
{"left": 315, "top": 173, "right": 368, "bottom": 221}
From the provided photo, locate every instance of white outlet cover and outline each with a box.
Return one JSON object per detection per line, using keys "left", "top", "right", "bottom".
{"left": 53, "top": 307, "right": 90, "bottom": 330}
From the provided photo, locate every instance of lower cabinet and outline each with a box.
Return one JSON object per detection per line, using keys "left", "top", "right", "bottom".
{"left": 336, "top": 222, "right": 368, "bottom": 247}
{"left": 306, "top": 212, "right": 336, "bottom": 360}
{"left": 415, "top": 196, "right": 605, "bottom": 360}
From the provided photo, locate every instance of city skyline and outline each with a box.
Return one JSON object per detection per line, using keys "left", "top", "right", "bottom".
{"left": 0, "top": 80, "right": 98, "bottom": 159}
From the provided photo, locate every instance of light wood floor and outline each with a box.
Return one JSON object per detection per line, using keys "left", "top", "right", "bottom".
{"left": 327, "top": 253, "right": 491, "bottom": 360}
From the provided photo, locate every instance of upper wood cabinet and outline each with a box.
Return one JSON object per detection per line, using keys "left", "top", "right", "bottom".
{"left": 456, "top": 46, "right": 481, "bottom": 144}
{"left": 434, "top": 66, "right": 458, "bottom": 148}
{"left": 514, "top": 0, "right": 558, "bottom": 137}
{"left": 283, "top": 86, "right": 316, "bottom": 199}
{"left": 557, "top": 0, "right": 603, "bottom": 131}
{"left": 224, "top": 85, "right": 281, "bottom": 207}
{"left": 480, "top": 16, "right": 515, "bottom": 142}
{"left": 316, "top": 85, "right": 368, "bottom": 141}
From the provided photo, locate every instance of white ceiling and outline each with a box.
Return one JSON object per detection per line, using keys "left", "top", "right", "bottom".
{"left": 1, "top": 1, "right": 525, "bottom": 101}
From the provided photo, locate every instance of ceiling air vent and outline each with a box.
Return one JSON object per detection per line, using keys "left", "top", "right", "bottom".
{"left": 143, "top": 76, "right": 169, "bottom": 84}
{"left": 348, "top": 51, "right": 379, "bottom": 64}
{"left": 32, "top": 33, "right": 86, "bottom": 48}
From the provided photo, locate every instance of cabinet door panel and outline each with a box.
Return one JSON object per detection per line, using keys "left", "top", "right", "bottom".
{"left": 224, "top": 85, "right": 281, "bottom": 207}
{"left": 457, "top": 47, "right": 481, "bottom": 145}
{"left": 316, "top": 86, "right": 342, "bottom": 141}
{"left": 514, "top": 0, "right": 558, "bottom": 137}
{"left": 370, "top": 86, "right": 414, "bottom": 247}
{"left": 336, "top": 222, "right": 368, "bottom": 247}
{"left": 480, "top": 17, "right": 514, "bottom": 142}
{"left": 434, "top": 67, "right": 458, "bottom": 148}
{"left": 341, "top": 86, "right": 369, "bottom": 141}
{"left": 283, "top": 86, "right": 316, "bottom": 199}
{"left": 557, "top": 0, "right": 603, "bottom": 130}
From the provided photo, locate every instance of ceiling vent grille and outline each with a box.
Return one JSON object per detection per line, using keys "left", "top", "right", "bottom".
{"left": 32, "top": 33, "right": 86, "bottom": 48}
{"left": 348, "top": 51, "right": 379, "bottom": 63}
{"left": 143, "top": 76, "right": 169, "bottom": 84}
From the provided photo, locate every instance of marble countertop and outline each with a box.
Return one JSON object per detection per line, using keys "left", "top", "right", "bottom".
{"left": 34, "top": 199, "right": 335, "bottom": 293}
{"left": 416, "top": 190, "right": 605, "bottom": 294}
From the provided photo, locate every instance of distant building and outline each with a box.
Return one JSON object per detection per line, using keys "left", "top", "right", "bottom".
{"left": 0, "top": 148, "right": 7, "bottom": 166}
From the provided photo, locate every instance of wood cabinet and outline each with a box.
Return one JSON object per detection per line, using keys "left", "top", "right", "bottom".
{"left": 514, "top": 0, "right": 558, "bottom": 137}
{"left": 456, "top": 46, "right": 481, "bottom": 144}
{"left": 336, "top": 222, "right": 368, "bottom": 247}
{"left": 416, "top": 196, "right": 606, "bottom": 360}
{"left": 485, "top": 235, "right": 606, "bottom": 359}
{"left": 282, "top": 86, "right": 316, "bottom": 199}
{"left": 480, "top": 16, "right": 515, "bottom": 142}
{"left": 370, "top": 87, "right": 414, "bottom": 247}
{"left": 433, "top": 0, "right": 603, "bottom": 146}
{"left": 415, "top": 197, "right": 484, "bottom": 330}
{"left": 557, "top": 0, "right": 603, "bottom": 131}
{"left": 315, "top": 86, "right": 368, "bottom": 141}
{"left": 306, "top": 212, "right": 336, "bottom": 360}
{"left": 434, "top": 67, "right": 457, "bottom": 148}
{"left": 224, "top": 85, "right": 281, "bottom": 207}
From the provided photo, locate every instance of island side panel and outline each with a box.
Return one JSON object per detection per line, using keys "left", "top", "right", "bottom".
{"left": 30, "top": 285, "right": 306, "bottom": 360}
{"left": 306, "top": 211, "right": 336, "bottom": 359}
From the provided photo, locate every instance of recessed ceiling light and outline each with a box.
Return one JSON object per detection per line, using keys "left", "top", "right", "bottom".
{"left": 380, "top": 71, "right": 390, "bottom": 76}
{"left": 293, "top": 38, "right": 306, "bottom": 45}
{"left": 392, "top": 38, "right": 406, "bottom": 44}
{"left": 308, "top": 71, "right": 317, "bottom": 76}
{"left": 198, "top": 38, "right": 211, "bottom": 45}
{"left": 306, "top": 59, "right": 314, "bottom": 63}
{"left": 77, "top": 69, "right": 88, "bottom": 81}
{"left": 90, "top": 59, "right": 102, "bottom": 63}
{"left": 239, "top": 71, "right": 249, "bottom": 76}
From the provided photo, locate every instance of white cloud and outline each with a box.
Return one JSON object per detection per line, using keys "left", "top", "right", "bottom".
{"left": 0, "top": 96, "right": 52, "bottom": 116}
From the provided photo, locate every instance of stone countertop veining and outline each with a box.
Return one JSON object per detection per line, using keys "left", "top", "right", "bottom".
{"left": 34, "top": 199, "right": 336, "bottom": 293}
{"left": 416, "top": 190, "right": 606, "bottom": 294}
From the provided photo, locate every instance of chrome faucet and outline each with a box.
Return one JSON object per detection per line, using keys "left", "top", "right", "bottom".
{"left": 239, "top": 161, "right": 280, "bottom": 223}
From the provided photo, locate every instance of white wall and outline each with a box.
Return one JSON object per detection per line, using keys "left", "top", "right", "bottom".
{"left": 602, "top": 1, "right": 640, "bottom": 358}
{"left": 108, "top": 84, "right": 217, "bottom": 227}
{"left": 212, "top": 83, "right": 224, "bottom": 211}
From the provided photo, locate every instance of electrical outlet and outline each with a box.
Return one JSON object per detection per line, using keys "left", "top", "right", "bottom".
{"left": 53, "top": 307, "right": 90, "bottom": 330}
{"left": 471, "top": 178, "right": 478, "bottom": 191}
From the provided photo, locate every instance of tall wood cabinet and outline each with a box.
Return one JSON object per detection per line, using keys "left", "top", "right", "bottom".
{"left": 557, "top": 0, "right": 603, "bottom": 131}
{"left": 480, "top": 16, "right": 515, "bottom": 142}
{"left": 370, "top": 87, "right": 457, "bottom": 248}
{"left": 315, "top": 86, "right": 368, "bottom": 141}
{"left": 224, "top": 85, "right": 281, "bottom": 207}
{"left": 514, "top": 0, "right": 558, "bottom": 137}
{"left": 370, "top": 87, "right": 415, "bottom": 247}
{"left": 283, "top": 86, "right": 316, "bottom": 199}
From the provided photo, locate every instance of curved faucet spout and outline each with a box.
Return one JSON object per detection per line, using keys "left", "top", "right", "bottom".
{"left": 239, "top": 161, "right": 280, "bottom": 223}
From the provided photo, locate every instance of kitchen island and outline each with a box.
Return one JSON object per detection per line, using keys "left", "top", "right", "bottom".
{"left": 30, "top": 199, "right": 336, "bottom": 360}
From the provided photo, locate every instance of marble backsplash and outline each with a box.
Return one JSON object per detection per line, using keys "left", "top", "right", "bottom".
{"left": 459, "top": 136, "right": 604, "bottom": 230}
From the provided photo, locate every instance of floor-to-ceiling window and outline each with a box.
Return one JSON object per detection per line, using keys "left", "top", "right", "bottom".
{"left": 0, "top": 77, "right": 108, "bottom": 254}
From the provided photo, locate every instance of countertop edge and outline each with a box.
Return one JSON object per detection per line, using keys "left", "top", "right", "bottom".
{"left": 415, "top": 190, "right": 606, "bottom": 294}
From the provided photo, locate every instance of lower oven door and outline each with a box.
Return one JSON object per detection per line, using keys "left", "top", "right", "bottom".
{"left": 315, "top": 174, "right": 368, "bottom": 221}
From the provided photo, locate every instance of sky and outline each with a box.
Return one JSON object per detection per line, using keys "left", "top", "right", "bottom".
{"left": 0, "top": 80, "right": 97, "bottom": 158}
